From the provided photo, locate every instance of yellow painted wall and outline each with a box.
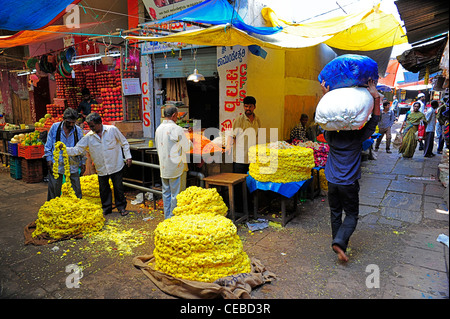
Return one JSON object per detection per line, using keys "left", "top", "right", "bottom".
{"left": 284, "top": 44, "right": 336, "bottom": 140}
{"left": 246, "top": 44, "right": 335, "bottom": 142}
{"left": 246, "top": 48, "right": 285, "bottom": 143}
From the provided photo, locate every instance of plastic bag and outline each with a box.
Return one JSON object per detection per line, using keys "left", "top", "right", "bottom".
{"left": 393, "top": 133, "right": 403, "bottom": 149}
{"left": 318, "top": 54, "right": 379, "bottom": 91}
{"left": 315, "top": 87, "right": 374, "bottom": 131}
{"left": 417, "top": 121, "right": 425, "bottom": 140}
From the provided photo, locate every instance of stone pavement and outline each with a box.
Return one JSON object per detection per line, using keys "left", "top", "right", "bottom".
{"left": 0, "top": 121, "right": 448, "bottom": 301}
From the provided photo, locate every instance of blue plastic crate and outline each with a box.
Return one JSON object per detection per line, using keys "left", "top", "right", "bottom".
{"left": 8, "top": 142, "right": 18, "bottom": 157}
{"left": 9, "top": 156, "right": 22, "bottom": 180}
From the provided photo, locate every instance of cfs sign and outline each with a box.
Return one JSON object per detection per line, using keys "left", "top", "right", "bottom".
{"left": 142, "top": 81, "right": 151, "bottom": 127}
{"left": 141, "top": 55, "right": 153, "bottom": 138}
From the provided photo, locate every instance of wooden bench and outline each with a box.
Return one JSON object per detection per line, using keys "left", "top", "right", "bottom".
{"left": 203, "top": 173, "right": 249, "bottom": 224}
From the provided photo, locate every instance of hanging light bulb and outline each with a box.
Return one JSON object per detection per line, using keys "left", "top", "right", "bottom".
{"left": 187, "top": 69, "right": 205, "bottom": 82}
{"left": 187, "top": 48, "right": 205, "bottom": 82}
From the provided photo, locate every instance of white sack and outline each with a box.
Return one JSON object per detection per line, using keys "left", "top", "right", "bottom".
{"left": 315, "top": 87, "right": 374, "bottom": 131}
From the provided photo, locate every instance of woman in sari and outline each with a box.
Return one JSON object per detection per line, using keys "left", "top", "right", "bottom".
{"left": 399, "top": 102, "right": 427, "bottom": 158}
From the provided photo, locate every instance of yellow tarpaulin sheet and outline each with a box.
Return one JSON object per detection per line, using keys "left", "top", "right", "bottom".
{"left": 127, "top": 4, "right": 407, "bottom": 51}
{"left": 262, "top": 4, "right": 407, "bottom": 51}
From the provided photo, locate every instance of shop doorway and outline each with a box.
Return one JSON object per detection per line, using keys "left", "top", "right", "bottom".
{"left": 33, "top": 76, "right": 51, "bottom": 120}
{"left": 186, "top": 77, "right": 219, "bottom": 129}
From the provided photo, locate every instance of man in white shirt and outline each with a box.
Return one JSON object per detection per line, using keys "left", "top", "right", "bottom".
{"left": 424, "top": 100, "right": 439, "bottom": 157}
{"left": 65, "top": 112, "right": 132, "bottom": 216}
{"left": 155, "top": 105, "right": 190, "bottom": 219}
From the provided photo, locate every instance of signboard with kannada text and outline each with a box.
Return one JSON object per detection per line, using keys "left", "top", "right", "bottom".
{"left": 122, "top": 78, "right": 141, "bottom": 96}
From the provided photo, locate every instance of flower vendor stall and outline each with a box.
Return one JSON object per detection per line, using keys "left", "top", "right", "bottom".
{"left": 246, "top": 141, "right": 316, "bottom": 226}
{"left": 291, "top": 140, "right": 330, "bottom": 195}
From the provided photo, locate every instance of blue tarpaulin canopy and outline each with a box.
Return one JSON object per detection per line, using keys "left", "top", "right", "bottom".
{"left": 153, "top": 0, "right": 281, "bottom": 36}
{"left": 0, "top": 0, "right": 80, "bottom": 31}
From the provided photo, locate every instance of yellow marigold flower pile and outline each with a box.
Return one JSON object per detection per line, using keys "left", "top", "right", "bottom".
{"left": 32, "top": 141, "right": 105, "bottom": 239}
{"left": 61, "top": 174, "right": 113, "bottom": 206}
{"left": 154, "top": 213, "right": 251, "bottom": 282}
{"left": 248, "top": 141, "right": 315, "bottom": 183}
{"left": 153, "top": 186, "right": 251, "bottom": 283}
{"left": 32, "top": 196, "right": 105, "bottom": 239}
{"left": 172, "top": 186, "right": 228, "bottom": 216}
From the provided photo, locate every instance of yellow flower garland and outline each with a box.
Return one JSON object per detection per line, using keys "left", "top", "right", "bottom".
{"left": 248, "top": 142, "right": 315, "bottom": 183}
{"left": 53, "top": 141, "right": 74, "bottom": 196}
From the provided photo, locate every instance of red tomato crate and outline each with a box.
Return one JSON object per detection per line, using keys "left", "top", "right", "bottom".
{"left": 18, "top": 144, "right": 44, "bottom": 160}
{"left": 21, "top": 158, "right": 44, "bottom": 183}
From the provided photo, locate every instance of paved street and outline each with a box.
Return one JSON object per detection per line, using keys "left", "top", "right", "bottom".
{"left": 0, "top": 121, "right": 448, "bottom": 301}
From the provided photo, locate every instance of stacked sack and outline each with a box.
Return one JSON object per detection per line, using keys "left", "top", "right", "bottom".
{"left": 315, "top": 54, "right": 379, "bottom": 131}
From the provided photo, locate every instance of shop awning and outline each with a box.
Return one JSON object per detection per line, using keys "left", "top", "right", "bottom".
{"left": 395, "top": 0, "right": 449, "bottom": 45}
{"left": 397, "top": 35, "right": 448, "bottom": 79}
{"left": 0, "top": 0, "right": 82, "bottom": 31}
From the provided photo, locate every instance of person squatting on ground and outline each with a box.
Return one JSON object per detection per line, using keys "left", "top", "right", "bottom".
{"left": 44, "top": 108, "right": 85, "bottom": 201}
{"left": 374, "top": 100, "right": 395, "bottom": 153}
{"left": 65, "top": 112, "right": 132, "bottom": 216}
{"left": 155, "top": 105, "right": 190, "bottom": 219}
{"left": 321, "top": 79, "right": 381, "bottom": 262}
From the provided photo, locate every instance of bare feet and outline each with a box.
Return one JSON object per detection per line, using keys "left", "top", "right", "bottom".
{"left": 332, "top": 244, "right": 349, "bottom": 262}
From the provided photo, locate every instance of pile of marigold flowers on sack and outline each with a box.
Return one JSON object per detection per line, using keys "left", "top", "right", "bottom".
{"left": 248, "top": 141, "right": 315, "bottom": 183}
{"left": 292, "top": 140, "right": 329, "bottom": 167}
{"left": 153, "top": 186, "right": 251, "bottom": 283}
{"left": 32, "top": 141, "right": 105, "bottom": 240}
{"left": 172, "top": 186, "right": 228, "bottom": 216}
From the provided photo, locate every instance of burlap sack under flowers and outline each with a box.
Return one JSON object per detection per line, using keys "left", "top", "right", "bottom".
{"left": 132, "top": 254, "right": 276, "bottom": 299}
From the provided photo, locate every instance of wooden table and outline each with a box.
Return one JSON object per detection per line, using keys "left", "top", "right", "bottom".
{"left": 203, "top": 173, "right": 249, "bottom": 224}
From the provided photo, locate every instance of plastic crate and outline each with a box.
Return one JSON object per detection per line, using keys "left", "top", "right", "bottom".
{"left": 18, "top": 144, "right": 44, "bottom": 160}
{"left": 8, "top": 142, "right": 18, "bottom": 156}
{"left": 9, "top": 156, "right": 22, "bottom": 180}
{"left": 21, "top": 158, "right": 43, "bottom": 183}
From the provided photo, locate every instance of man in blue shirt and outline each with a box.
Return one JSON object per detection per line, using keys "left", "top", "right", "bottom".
{"left": 322, "top": 79, "right": 380, "bottom": 262}
{"left": 374, "top": 100, "right": 395, "bottom": 153}
{"left": 44, "top": 108, "right": 86, "bottom": 200}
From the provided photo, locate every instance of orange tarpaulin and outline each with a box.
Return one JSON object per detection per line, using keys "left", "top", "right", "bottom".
{"left": 0, "top": 23, "right": 100, "bottom": 49}
{"left": 378, "top": 59, "right": 400, "bottom": 87}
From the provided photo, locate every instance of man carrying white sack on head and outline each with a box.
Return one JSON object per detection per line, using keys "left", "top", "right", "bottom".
{"left": 320, "top": 79, "right": 380, "bottom": 262}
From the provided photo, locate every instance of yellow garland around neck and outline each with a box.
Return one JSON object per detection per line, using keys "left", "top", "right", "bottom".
{"left": 53, "top": 141, "right": 75, "bottom": 197}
